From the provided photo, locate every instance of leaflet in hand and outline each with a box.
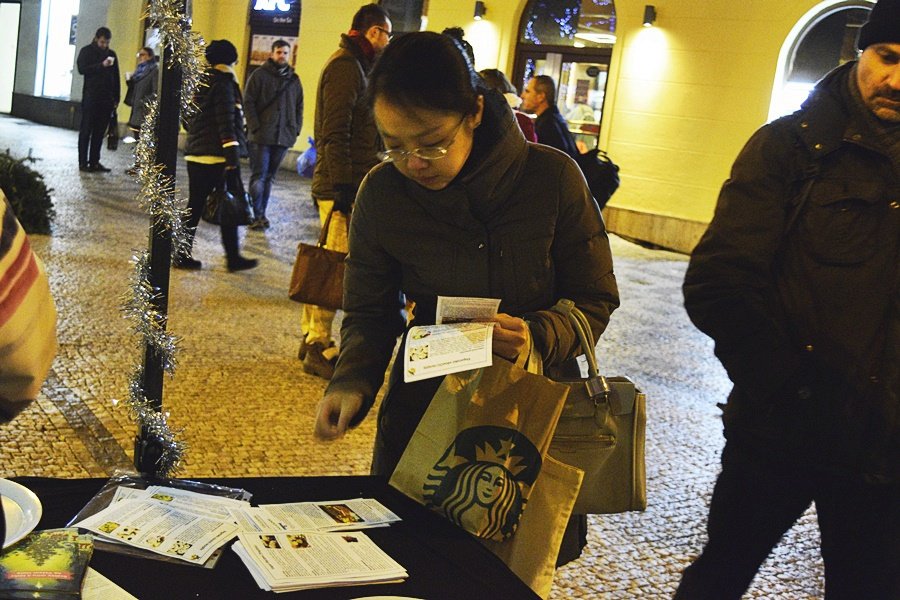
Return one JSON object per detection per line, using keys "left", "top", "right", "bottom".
{"left": 404, "top": 296, "right": 501, "bottom": 383}
{"left": 233, "top": 530, "right": 407, "bottom": 593}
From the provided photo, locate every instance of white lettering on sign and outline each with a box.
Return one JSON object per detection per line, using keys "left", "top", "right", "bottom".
{"left": 253, "top": 0, "right": 290, "bottom": 12}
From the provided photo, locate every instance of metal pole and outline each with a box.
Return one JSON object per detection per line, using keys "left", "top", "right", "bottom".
{"left": 134, "top": 3, "right": 185, "bottom": 476}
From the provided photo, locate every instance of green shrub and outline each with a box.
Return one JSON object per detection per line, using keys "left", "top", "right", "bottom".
{"left": 0, "top": 149, "right": 55, "bottom": 234}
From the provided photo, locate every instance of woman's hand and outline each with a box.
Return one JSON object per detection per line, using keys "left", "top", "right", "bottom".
{"left": 314, "top": 391, "right": 364, "bottom": 440}
{"left": 492, "top": 313, "right": 530, "bottom": 362}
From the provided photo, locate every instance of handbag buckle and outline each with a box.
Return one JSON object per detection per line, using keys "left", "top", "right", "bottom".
{"left": 586, "top": 375, "right": 611, "bottom": 405}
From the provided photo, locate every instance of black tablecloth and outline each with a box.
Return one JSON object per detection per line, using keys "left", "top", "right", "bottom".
{"left": 13, "top": 476, "right": 540, "bottom": 600}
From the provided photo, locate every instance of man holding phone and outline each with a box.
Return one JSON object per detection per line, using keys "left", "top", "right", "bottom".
{"left": 76, "top": 27, "right": 120, "bottom": 173}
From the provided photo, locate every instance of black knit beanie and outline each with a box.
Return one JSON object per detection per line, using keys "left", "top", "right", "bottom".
{"left": 205, "top": 40, "right": 238, "bottom": 66}
{"left": 858, "top": 0, "right": 900, "bottom": 50}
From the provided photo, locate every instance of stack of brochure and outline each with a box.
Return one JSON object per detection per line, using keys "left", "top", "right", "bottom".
{"left": 233, "top": 530, "right": 407, "bottom": 592}
{"left": 73, "top": 485, "right": 248, "bottom": 565}
{"left": 231, "top": 498, "right": 407, "bottom": 592}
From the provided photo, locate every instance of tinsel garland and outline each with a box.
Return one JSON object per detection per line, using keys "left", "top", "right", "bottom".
{"left": 119, "top": 0, "right": 207, "bottom": 476}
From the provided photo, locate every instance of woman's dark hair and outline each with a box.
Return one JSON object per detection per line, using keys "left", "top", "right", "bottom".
{"left": 367, "top": 31, "right": 483, "bottom": 116}
{"left": 478, "top": 68, "right": 516, "bottom": 95}
{"left": 441, "top": 26, "right": 475, "bottom": 66}
{"left": 141, "top": 46, "right": 155, "bottom": 59}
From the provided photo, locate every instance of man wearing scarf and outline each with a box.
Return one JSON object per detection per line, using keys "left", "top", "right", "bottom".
{"left": 677, "top": 0, "right": 900, "bottom": 597}
{"left": 299, "top": 4, "right": 391, "bottom": 379}
{"left": 244, "top": 39, "right": 304, "bottom": 230}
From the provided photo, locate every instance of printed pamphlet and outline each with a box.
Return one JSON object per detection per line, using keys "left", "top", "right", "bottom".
{"left": 404, "top": 296, "right": 501, "bottom": 382}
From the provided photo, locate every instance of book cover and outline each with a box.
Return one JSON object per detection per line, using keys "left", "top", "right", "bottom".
{"left": 0, "top": 528, "right": 93, "bottom": 599}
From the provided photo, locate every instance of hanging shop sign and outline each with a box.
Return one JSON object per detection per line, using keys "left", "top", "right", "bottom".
{"left": 249, "top": 0, "right": 301, "bottom": 30}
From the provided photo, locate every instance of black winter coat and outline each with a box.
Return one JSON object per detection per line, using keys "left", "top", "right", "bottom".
{"left": 76, "top": 42, "right": 120, "bottom": 105}
{"left": 327, "top": 92, "right": 619, "bottom": 472}
{"left": 535, "top": 105, "right": 578, "bottom": 158}
{"left": 684, "top": 62, "right": 900, "bottom": 480}
{"left": 184, "top": 67, "right": 247, "bottom": 159}
{"left": 244, "top": 59, "right": 303, "bottom": 148}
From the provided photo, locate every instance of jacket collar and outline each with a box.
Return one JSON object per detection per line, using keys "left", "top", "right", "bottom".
{"left": 400, "top": 90, "right": 529, "bottom": 227}
{"left": 340, "top": 33, "right": 374, "bottom": 71}
{"left": 796, "top": 61, "right": 889, "bottom": 159}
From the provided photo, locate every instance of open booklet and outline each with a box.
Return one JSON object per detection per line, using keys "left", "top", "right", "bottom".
{"left": 232, "top": 498, "right": 400, "bottom": 533}
{"left": 233, "top": 530, "right": 407, "bottom": 593}
{"left": 403, "top": 296, "right": 501, "bottom": 382}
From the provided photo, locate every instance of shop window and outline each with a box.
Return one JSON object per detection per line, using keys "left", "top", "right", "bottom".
{"left": 379, "top": 0, "right": 425, "bottom": 35}
{"left": 520, "top": 0, "right": 615, "bottom": 48}
{"left": 769, "top": 1, "right": 872, "bottom": 120}
{"left": 514, "top": 0, "right": 616, "bottom": 150}
{"left": 35, "top": 0, "right": 80, "bottom": 99}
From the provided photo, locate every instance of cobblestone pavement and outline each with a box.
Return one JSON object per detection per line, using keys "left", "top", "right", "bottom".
{"left": 0, "top": 116, "right": 824, "bottom": 598}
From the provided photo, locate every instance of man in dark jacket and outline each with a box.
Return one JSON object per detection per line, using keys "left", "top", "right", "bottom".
{"left": 76, "top": 27, "right": 120, "bottom": 173}
{"left": 244, "top": 39, "right": 303, "bottom": 230}
{"left": 675, "top": 1, "right": 900, "bottom": 597}
{"left": 299, "top": 4, "right": 390, "bottom": 379}
{"left": 519, "top": 75, "right": 578, "bottom": 158}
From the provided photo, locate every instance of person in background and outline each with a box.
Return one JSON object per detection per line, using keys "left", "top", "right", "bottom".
{"left": 124, "top": 47, "right": 159, "bottom": 175}
{"left": 243, "top": 39, "right": 304, "bottom": 231}
{"left": 76, "top": 27, "right": 120, "bottom": 173}
{"left": 176, "top": 40, "right": 257, "bottom": 273}
{"left": 676, "top": 1, "right": 900, "bottom": 597}
{"left": 0, "top": 190, "right": 57, "bottom": 424}
{"left": 520, "top": 75, "right": 579, "bottom": 158}
{"left": 300, "top": 4, "right": 391, "bottom": 379}
{"left": 478, "top": 68, "right": 537, "bottom": 142}
{"left": 312, "top": 31, "right": 618, "bottom": 567}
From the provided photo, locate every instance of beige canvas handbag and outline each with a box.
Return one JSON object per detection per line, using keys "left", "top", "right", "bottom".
{"left": 547, "top": 299, "right": 647, "bottom": 514}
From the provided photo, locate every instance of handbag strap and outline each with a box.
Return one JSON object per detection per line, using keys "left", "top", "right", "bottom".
{"left": 550, "top": 299, "right": 611, "bottom": 402}
{"left": 316, "top": 208, "right": 350, "bottom": 248}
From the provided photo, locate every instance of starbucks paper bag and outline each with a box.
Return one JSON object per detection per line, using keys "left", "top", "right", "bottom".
{"left": 388, "top": 359, "right": 569, "bottom": 542}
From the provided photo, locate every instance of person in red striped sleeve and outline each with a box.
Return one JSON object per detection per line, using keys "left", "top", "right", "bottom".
{"left": 0, "top": 190, "right": 57, "bottom": 424}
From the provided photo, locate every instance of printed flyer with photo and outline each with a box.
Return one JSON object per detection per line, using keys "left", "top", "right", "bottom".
{"left": 404, "top": 296, "right": 501, "bottom": 383}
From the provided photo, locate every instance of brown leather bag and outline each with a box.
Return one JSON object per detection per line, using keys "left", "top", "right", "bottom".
{"left": 288, "top": 209, "right": 346, "bottom": 310}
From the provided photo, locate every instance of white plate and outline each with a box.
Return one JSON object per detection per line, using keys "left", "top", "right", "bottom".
{"left": 1, "top": 478, "right": 42, "bottom": 548}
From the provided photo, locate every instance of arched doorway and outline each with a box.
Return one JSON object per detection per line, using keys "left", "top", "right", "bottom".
{"left": 512, "top": 0, "right": 616, "bottom": 151}
{"left": 768, "top": 0, "right": 873, "bottom": 120}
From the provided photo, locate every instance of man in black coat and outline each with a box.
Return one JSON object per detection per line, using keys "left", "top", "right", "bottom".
{"left": 76, "top": 27, "right": 119, "bottom": 173}
{"left": 243, "top": 39, "right": 303, "bottom": 230}
{"left": 519, "top": 75, "right": 578, "bottom": 158}
{"left": 675, "top": 1, "right": 900, "bottom": 597}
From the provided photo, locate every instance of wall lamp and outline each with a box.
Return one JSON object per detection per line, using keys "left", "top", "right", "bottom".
{"left": 474, "top": 1, "right": 486, "bottom": 21}
{"left": 642, "top": 5, "right": 657, "bottom": 27}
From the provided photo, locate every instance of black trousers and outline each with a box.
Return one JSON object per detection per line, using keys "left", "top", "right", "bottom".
{"left": 78, "top": 96, "right": 112, "bottom": 167}
{"left": 675, "top": 439, "right": 900, "bottom": 599}
{"left": 185, "top": 161, "right": 239, "bottom": 260}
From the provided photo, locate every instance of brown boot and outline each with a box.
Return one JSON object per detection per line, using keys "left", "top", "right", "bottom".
{"left": 302, "top": 342, "right": 337, "bottom": 379}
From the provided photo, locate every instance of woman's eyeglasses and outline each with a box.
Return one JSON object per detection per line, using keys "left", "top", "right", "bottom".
{"left": 377, "top": 117, "right": 466, "bottom": 163}
{"left": 374, "top": 26, "right": 393, "bottom": 40}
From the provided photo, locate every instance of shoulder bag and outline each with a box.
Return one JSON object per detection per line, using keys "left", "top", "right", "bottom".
{"left": 287, "top": 209, "right": 346, "bottom": 311}
{"left": 547, "top": 299, "right": 647, "bottom": 514}
{"left": 202, "top": 170, "right": 253, "bottom": 227}
{"left": 574, "top": 148, "right": 619, "bottom": 210}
